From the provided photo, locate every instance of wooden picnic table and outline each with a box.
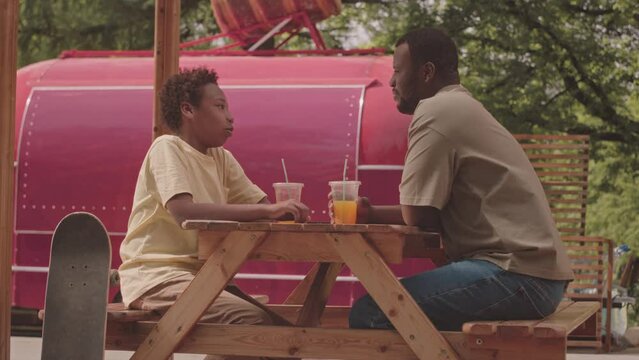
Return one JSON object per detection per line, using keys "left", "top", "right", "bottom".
{"left": 125, "top": 220, "right": 458, "bottom": 360}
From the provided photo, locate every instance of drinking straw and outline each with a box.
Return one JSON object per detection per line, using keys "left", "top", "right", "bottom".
{"left": 342, "top": 158, "right": 348, "bottom": 200}
{"left": 281, "top": 158, "right": 294, "bottom": 203}
{"left": 281, "top": 158, "right": 289, "bottom": 183}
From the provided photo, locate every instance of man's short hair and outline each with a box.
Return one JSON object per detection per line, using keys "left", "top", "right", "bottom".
{"left": 160, "top": 67, "right": 219, "bottom": 131}
{"left": 395, "top": 27, "right": 459, "bottom": 79}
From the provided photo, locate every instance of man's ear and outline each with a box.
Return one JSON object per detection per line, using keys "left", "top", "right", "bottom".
{"left": 422, "top": 62, "right": 436, "bottom": 83}
{"left": 180, "top": 102, "right": 195, "bottom": 120}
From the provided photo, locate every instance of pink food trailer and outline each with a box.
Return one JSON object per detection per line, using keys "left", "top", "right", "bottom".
{"left": 12, "top": 54, "right": 437, "bottom": 312}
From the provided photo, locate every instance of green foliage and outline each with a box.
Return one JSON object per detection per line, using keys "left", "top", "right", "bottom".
{"left": 17, "top": 0, "right": 219, "bottom": 66}
{"left": 588, "top": 143, "right": 639, "bottom": 250}
{"left": 326, "top": 0, "right": 639, "bottom": 146}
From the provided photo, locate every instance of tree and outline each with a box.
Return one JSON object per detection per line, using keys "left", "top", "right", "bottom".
{"left": 18, "top": 0, "right": 218, "bottom": 67}
{"left": 325, "top": 0, "right": 639, "bottom": 147}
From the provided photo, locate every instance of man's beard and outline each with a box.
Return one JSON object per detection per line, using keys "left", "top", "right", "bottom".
{"left": 396, "top": 95, "right": 420, "bottom": 115}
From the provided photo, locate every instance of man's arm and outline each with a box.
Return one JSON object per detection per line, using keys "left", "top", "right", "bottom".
{"left": 359, "top": 199, "right": 442, "bottom": 232}
{"left": 366, "top": 204, "right": 404, "bottom": 224}
{"left": 401, "top": 204, "right": 442, "bottom": 232}
{"left": 166, "top": 193, "right": 308, "bottom": 225}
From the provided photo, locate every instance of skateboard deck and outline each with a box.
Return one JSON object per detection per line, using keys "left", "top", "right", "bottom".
{"left": 41, "top": 212, "right": 111, "bottom": 360}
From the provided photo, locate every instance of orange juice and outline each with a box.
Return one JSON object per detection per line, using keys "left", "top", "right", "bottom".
{"left": 333, "top": 200, "right": 357, "bottom": 224}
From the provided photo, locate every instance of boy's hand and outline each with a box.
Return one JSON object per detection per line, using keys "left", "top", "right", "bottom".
{"left": 268, "top": 199, "right": 310, "bottom": 223}
{"left": 327, "top": 194, "right": 372, "bottom": 224}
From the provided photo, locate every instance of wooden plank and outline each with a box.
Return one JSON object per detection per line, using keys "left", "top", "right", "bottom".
{"left": 565, "top": 294, "right": 604, "bottom": 300}
{"left": 198, "top": 230, "right": 407, "bottom": 263}
{"left": 0, "top": 0, "right": 19, "bottom": 358}
{"left": 296, "top": 262, "right": 343, "bottom": 326}
{"left": 570, "top": 265, "right": 605, "bottom": 271}
{"left": 567, "top": 255, "right": 602, "bottom": 261}
{"left": 514, "top": 134, "right": 589, "bottom": 141}
{"left": 535, "top": 171, "right": 588, "bottom": 177}
{"left": 464, "top": 333, "right": 565, "bottom": 359}
{"left": 267, "top": 304, "right": 350, "bottom": 328}
{"left": 563, "top": 246, "right": 602, "bottom": 252}
{"left": 561, "top": 236, "right": 607, "bottom": 243}
{"left": 153, "top": 0, "right": 180, "bottom": 139}
{"left": 521, "top": 143, "right": 589, "bottom": 150}
{"left": 567, "top": 283, "right": 603, "bottom": 290}
{"left": 551, "top": 208, "right": 586, "bottom": 214}
{"left": 131, "top": 231, "right": 265, "bottom": 360}
{"left": 545, "top": 190, "right": 588, "bottom": 196}
{"left": 245, "top": 231, "right": 347, "bottom": 262}
{"left": 572, "top": 273, "right": 603, "bottom": 281}
{"left": 532, "top": 163, "right": 588, "bottom": 169}
{"left": 108, "top": 322, "right": 551, "bottom": 360}
{"left": 331, "top": 233, "right": 459, "bottom": 360}
{"left": 184, "top": 221, "right": 432, "bottom": 235}
{"left": 533, "top": 302, "right": 599, "bottom": 338}
{"left": 542, "top": 180, "right": 588, "bottom": 187}
{"left": 110, "top": 322, "right": 421, "bottom": 359}
{"left": 462, "top": 301, "right": 575, "bottom": 337}
{"left": 554, "top": 218, "right": 586, "bottom": 224}
{"left": 557, "top": 228, "right": 583, "bottom": 234}
{"left": 548, "top": 199, "right": 586, "bottom": 205}
{"left": 527, "top": 154, "right": 589, "bottom": 160}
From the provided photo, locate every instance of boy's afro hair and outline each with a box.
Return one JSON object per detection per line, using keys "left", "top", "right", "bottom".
{"left": 160, "top": 67, "right": 219, "bottom": 131}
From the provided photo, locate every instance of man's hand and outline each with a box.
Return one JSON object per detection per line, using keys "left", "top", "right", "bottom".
{"left": 267, "top": 199, "right": 310, "bottom": 223}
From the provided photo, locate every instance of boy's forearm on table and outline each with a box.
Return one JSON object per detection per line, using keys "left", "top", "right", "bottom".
{"left": 173, "top": 203, "right": 272, "bottom": 224}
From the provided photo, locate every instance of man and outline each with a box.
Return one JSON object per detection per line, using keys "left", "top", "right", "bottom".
{"left": 347, "top": 27, "right": 574, "bottom": 331}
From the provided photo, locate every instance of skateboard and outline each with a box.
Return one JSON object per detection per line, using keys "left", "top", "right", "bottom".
{"left": 41, "top": 212, "right": 111, "bottom": 360}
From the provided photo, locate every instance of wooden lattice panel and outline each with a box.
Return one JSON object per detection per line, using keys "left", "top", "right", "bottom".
{"left": 514, "top": 134, "right": 590, "bottom": 236}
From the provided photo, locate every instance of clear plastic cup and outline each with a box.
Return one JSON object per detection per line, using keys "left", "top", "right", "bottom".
{"left": 273, "top": 182, "right": 304, "bottom": 202}
{"left": 273, "top": 182, "right": 304, "bottom": 223}
{"left": 329, "top": 181, "right": 361, "bottom": 224}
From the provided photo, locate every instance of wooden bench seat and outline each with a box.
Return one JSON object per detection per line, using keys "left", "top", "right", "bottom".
{"left": 105, "top": 300, "right": 599, "bottom": 359}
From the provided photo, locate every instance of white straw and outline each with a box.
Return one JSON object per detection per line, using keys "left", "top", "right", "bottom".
{"left": 281, "top": 158, "right": 289, "bottom": 183}
{"left": 342, "top": 158, "right": 348, "bottom": 201}
{"left": 343, "top": 158, "right": 348, "bottom": 182}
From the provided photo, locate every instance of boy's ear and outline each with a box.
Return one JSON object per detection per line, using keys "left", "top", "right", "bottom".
{"left": 180, "top": 102, "right": 195, "bottom": 120}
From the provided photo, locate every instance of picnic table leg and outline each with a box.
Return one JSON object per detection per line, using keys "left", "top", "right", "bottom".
{"left": 295, "top": 261, "right": 343, "bottom": 326}
{"left": 331, "top": 232, "right": 460, "bottom": 360}
{"left": 284, "top": 262, "right": 320, "bottom": 305}
{"left": 130, "top": 231, "right": 266, "bottom": 360}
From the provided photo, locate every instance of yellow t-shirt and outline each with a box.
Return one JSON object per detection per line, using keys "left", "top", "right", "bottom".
{"left": 400, "top": 84, "right": 574, "bottom": 281}
{"left": 119, "top": 135, "right": 266, "bottom": 306}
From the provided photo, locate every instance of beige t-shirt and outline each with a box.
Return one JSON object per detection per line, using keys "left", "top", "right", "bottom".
{"left": 119, "top": 135, "right": 266, "bottom": 306}
{"left": 400, "top": 84, "right": 574, "bottom": 281}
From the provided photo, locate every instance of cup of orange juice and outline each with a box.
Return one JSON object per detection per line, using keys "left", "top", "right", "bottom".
{"left": 273, "top": 182, "right": 303, "bottom": 223}
{"left": 329, "top": 181, "right": 361, "bottom": 224}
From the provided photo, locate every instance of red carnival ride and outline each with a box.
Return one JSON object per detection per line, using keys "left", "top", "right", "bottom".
{"left": 11, "top": 0, "right": 437, "bottom": 322}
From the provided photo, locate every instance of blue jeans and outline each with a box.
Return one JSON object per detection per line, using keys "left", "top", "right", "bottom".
{"left": 349, "top": 259, "right": 566, "bottom": 331}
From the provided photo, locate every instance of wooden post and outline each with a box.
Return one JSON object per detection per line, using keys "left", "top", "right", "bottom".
{"left": 0, "top": 0, "right": 19, "bottom": 359}
{"left": 153, "top": 0, "right": 180, "bottom": 139}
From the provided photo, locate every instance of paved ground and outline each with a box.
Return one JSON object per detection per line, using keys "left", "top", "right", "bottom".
{"left": 11, "top": 336, "right": 639, "bottom": 359}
